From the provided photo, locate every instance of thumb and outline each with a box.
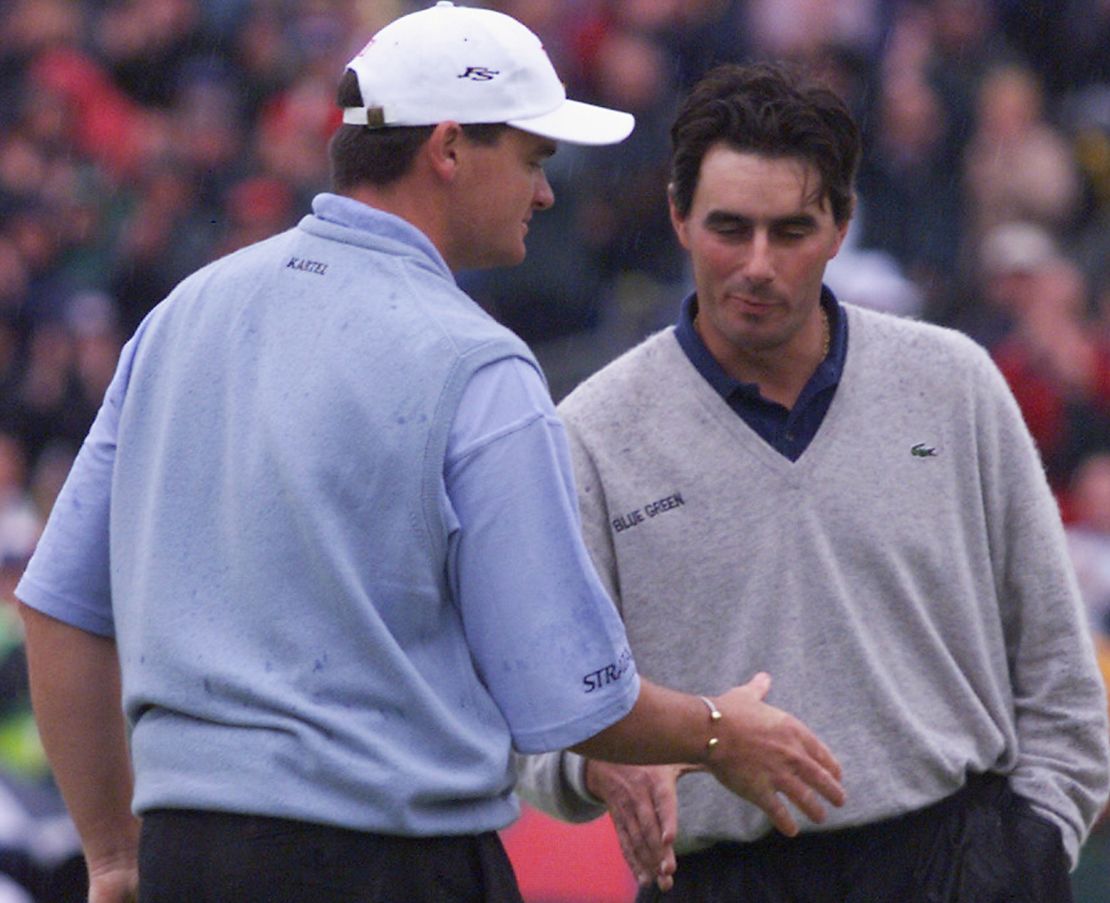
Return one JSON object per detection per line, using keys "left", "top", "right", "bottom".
{"left": 745, "top": 671, "right": 772, "bottom": 700}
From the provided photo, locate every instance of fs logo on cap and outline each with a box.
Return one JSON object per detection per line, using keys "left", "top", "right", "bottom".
{"left": 458, "top": 67, "right": 500, "bottom": 81}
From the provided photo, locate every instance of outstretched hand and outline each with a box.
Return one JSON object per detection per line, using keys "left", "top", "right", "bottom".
{"left": 707, "top": 672, "right": 845, "bottom": 837}
{"left": 584, "top": 672, "right": 845, "bottom": 890}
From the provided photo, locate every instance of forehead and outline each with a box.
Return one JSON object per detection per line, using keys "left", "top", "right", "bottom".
{"left": 692, "top": 145, "right": 829, "bottom": 218}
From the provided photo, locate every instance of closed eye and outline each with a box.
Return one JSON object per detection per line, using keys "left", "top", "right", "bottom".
{"left": 772, "top": 217, "right": 817, "bottom": 240}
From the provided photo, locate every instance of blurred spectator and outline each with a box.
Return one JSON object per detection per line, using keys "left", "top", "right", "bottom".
{"left": 924, "top": 0, "right": 1014, "bottom": 139}
{"left": 169, "top": 61, "right": 251, "bottom": 213}
{"left": 66, "top": 290, "right": 123, "bottom": 424}
{"left": 577, "top": 28, "right": 684, "bottom": 297}
{"left": 667, "top": 0, "right": 750, "bottom": 92}
{"left": 25, "top": 444, "right": 72, "bottom": 527}
{"left": 744, "top": 0, "right": 881, "bottom": 62}
{"left": 997, "top": 0, "right": 1110, "bottom": 96}
{"left": 4, "top": 289, "right": 119, "bottom": 472}
{"left": 0, "top": 314, "right": 21, "bottom": 431}
{"left": 964, "top": 61, "right": 1084, "bottom": 243}
{"left": 1097, "top": 268, "right": 1110, "bottom": 337}
{"left": 0, "top": 0, "right": 84, "bottom": 106}
{"left": 0, "top": 435, "right": 39, "bottom": 594}
{"left": 990, "top": 252, "right": 1110, "bottom": 497}
{"left": 807, "top": 39, "right": 878, "bottom": 129}
{"left": 2, "top": 201, "right": 73, "bottom": 327}
{"left": 26, "top": 47, "right": 159, "bottom": 184}
{"left": 212, "top": 175, "right": 298, "bottom": 259}
{"left": 107, "top": 158, "right": 218, "bottom": 335}
{"left": 8, "top": 324, "right": 81, "bottom": 466}
{"left": 943, "top": 219, "right": 1061, "bottom": 348}
{"left": 1066, "top": 84, "right": 1110, "bottom": 283}
{"left": 92, "top": 0, "right": 211, "bottom": 109}
{"left": 0, "top": 433, "right": 83, "bottom": 903}
{"left": 227, "top": 3, "right": 303, "bottom": 122}
{"left": 1065, "top": 449, "right": 1110, "bottom": 903}
{"left": 0, "top": 240, "right": 29, "bottom": 322}
{"left": 856, "top": 71, "right": 963, "bottom": 309}
{"left": 253, "top": 70, "right": 340, "bottom": 207}
{"left": 1068, "top": 452, "right": 1110, "bottom": 634}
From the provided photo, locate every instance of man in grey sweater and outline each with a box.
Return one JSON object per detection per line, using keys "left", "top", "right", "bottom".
{"left": 517, "top": 63, "right": 1110, "bottom": 901}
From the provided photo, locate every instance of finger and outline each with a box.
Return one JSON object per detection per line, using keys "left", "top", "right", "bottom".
{"left": 652, "top": 829, "right": 678, "bottom": 893}
{"left": 621, "top": 771, "right": 678, "bottom": 878}
{"left": 758, "top": 790, "right": 799, "bottom": 837}
{"left": 657, "top": 848, "right": 677, "bottom": 890}
{"left": 616, "top": 821, "right": 662, "bottom": 883}
{"left": 812, "top": 767, "right": 846, "bottom": 809}
{"left": 792, "top": 749, "right": 846, "bottom": 808}
{"left": 614, "top": 824, "right": 655, "bottom": 886}
{"left": 654, "top": 770, "right": 680, "bottom": 849}
{"left": 801, "top": 731, "right": 844, "bottom": 782}
{"left": 776, "top": 774, "right": 828, "bottom": 825}
{"left": 613, "top": 795, "right": 669, "bottom": 883}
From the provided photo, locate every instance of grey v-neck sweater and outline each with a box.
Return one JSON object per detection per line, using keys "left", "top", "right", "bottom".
{"left": 517, "top": 304, "right": 1109, "bottom": 865}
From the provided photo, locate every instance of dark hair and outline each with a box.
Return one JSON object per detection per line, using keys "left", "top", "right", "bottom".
{"left": 329, "top": 70, "right": 509, "bottom": 190}
{"left": 669, "top": 62, "right": 861, "bottom": 224}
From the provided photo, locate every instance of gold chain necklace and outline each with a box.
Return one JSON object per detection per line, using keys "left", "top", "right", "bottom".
{"left": 820, "top": 305, "right": 830, "bottom": 359}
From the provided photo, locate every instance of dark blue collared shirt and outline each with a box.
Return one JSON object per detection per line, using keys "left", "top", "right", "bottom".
{"left": 673, "top": 287, "right": 847, "bottom": 461}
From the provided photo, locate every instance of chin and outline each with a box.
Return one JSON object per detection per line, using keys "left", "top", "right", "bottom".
{"left": 461, "top": 247, "right": 526, "bottom": 271}
{"left": 497, "top": 245, "right": 528, "bottom": 268}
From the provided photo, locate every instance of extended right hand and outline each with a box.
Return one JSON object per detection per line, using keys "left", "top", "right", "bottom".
{"left": 706, "top": 672, "right": 845, "bottom": 837}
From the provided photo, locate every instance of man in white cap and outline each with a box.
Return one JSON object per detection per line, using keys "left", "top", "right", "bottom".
{"left": 14, "top": 5, "right": 846, "bottom": 902}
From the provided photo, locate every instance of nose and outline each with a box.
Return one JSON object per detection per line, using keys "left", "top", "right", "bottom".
{"left": 533, "top": 169, "right": 554, "bottom": 211}
{"left": 745, "top": 232, "right": 775, "bottom": 283}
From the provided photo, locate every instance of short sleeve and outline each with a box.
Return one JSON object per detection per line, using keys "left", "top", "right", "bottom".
{"left": 15, "top": 331, "right": 144, "bottom": 636}
{"left": 444, "top": 357, "right": 638, "bottom": 753}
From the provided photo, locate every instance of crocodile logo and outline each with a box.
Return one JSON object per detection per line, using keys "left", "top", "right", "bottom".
{"left": 911, "top": 443, "right": 938, "bottom": 458}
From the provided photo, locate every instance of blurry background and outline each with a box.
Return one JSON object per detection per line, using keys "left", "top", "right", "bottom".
{"left": 1, "top": 1, "right": 1109, "bottom": 900}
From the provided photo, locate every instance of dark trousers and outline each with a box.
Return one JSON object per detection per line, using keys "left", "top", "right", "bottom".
{"left": 138, "top": 809, "right": 525, "bottom": 903}
{"left": 639, "top": 774, "right": 1072, "bottom": 903}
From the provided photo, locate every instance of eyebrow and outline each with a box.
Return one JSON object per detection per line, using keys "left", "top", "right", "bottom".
{"left": 703, "top": 210, "right": 818, "bottom": 229}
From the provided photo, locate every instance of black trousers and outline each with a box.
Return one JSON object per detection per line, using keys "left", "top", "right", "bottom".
{"left": 639, "top": 774, "right": 1072, "bottom": 903}
{"left": 138, "top": 809, "right": 525, "bottom": 903}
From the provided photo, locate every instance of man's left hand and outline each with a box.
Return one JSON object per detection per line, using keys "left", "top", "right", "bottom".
{"left": 585, "top": 760, "right": 700, "bottom": 891}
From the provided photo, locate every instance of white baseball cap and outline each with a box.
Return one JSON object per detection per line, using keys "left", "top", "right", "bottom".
{"left": 341, "top": 1, "right": 634, "bottom": 146}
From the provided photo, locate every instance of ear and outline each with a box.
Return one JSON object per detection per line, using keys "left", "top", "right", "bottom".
{"left": 668, "top": 188, "right": 691, "bottom": 251}
{"left": 829, "top": 217, "right": 850, "bottom": 259}
{"left": 425, "top": 122, "right": 465, "bottom": 183}
{"left": 828, "top": 192, "right": 857, "bottom": 259}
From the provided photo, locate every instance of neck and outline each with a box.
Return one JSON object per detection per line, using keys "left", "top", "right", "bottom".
{"left": 344, "top": 181, "right": 456, "bottom": 268}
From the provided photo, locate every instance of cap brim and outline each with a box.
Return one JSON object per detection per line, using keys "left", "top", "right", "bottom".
{"left": 508, "top": 98, "right": 634, "bottom": 145}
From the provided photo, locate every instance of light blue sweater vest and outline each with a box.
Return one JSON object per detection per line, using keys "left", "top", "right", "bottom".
{"left": 106, "top": 197, "right": 550, "bottom": 835}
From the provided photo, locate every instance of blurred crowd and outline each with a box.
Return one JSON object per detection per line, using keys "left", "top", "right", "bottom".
{"left": 1, "top": 0, "right": 1110, "bottom": 899}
